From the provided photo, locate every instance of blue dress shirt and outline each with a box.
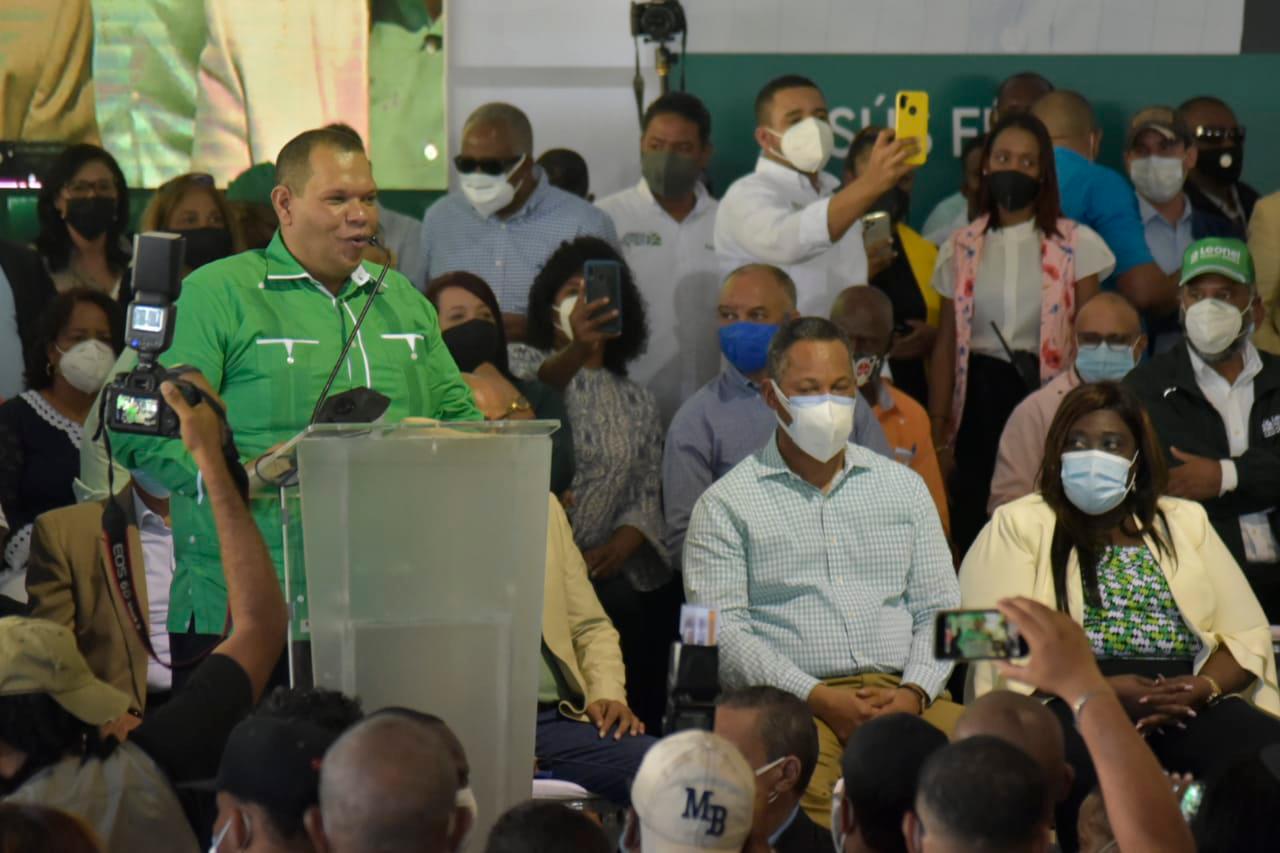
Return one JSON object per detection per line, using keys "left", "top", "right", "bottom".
{"left": 415, "top": 170, "right": 618, "bottom": 312}
{"left": 1054, "top": 147, "right": 1154, "bottom": 283}
{"left": 661, "top": 363, "right": 892, "bottom": 569}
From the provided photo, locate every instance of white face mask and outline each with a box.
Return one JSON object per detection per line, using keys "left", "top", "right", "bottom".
{"left": 459, "top": 154, "right": 525, "bottom": 217}
{"left": 768, "top": 117, "right": 835, "bottom": 174}
{"left": 771, "top": 380, "right": 856, "bottom": 463}
{"left": 555, "top": 294, "right": 578, "bottom": 342}
{"left": 1183, "top": 297, "right": 1249, "bottom": 359}
{"left": 56, "top": 339, "right": 115, "bottom": 394}
{"left": 1129, "top": 155, "right": 1185, "bottom": 204}
{"left": 453, "top": 786, "right": 478, "bottom": 853}
{"left": 830, "top": 778, "right": 846, "bottom": 853}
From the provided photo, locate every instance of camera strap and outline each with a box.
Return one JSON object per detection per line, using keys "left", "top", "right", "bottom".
{"left": 100, "top": 495, "right": 231, "bottom": 670}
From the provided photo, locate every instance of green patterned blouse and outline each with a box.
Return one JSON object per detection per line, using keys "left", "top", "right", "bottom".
{"left": 1083, "top": 545, "right": 1203, "bottom": 659}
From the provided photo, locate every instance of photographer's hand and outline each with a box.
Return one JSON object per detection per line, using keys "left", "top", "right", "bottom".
{"left": 159, "top": 379, "right": 227, "bottom": 474}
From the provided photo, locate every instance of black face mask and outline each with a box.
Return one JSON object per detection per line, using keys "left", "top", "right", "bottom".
{"left": 986, "top": 170, "right": 1041, "bottom": 213}
{"left": 870, "top": 186, "right": 911, "bottom": 224}
{"left": 64, "top": 196, "right": 118, "bottom": 241}
{"left": 174, "top": 227, "right": 233, "bottom": 270}
{"left": 1197, "top": 143, "right": 1245, "bottom": 185}
{"left": 442, "top": 318, "right": 502, "bottom": 373}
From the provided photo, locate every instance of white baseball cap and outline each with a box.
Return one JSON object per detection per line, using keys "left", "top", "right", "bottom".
{"left": 630, "top": 730, "right": 756, "bottom": 853}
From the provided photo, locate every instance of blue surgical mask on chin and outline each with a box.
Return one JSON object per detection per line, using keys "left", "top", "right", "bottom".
{"left": 719, "top": 322, "right": 780, "bottom": 375}
{"left": 131, "top": 469, "right": 171, "bottom": 500}
{"left": 1075, "top": 342, "right": 1137, "bottom": 383}
{"left": 1061, "top": 449, "right": 1137, "bottom": 515}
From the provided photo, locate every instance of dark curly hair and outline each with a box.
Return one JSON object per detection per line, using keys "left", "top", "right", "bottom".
{"left": 256, "top": 686, "right": 365, "bottom": 735}
{"left": 523, "top": 237, "right": 648, "bottom": 376}
{"left": 34, "top": 144, "right": 131, "bottom": 273}
{"left": 1038, "top": 381, "right": 1173, "bottom": 609}
{"left": 24, "top": 288, "right": 124, "bottom": 391}
{"left": 0, "top": 694, "right": 115, "bottom": 796}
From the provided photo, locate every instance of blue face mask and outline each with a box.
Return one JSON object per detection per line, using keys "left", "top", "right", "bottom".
{"left": 1061, "top": 449, "right": 1136, "bottom": 515}
{"left": 718, "top": 322, "right": 779, "bottom": 375}
{"left": 1075, "top": 342, "right": 1137, "bottom": 383}
{"left": 131, "top": 468, "right": 170, "bottom": 500}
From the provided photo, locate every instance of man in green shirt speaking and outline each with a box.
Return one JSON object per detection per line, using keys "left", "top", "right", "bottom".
{"left": 112, "top": 127, "right": 480, "bottom": 675}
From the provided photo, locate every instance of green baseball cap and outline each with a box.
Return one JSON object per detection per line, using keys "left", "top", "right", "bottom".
{"left": 226, "top": 162, "right": 277, "bottom": 207}
{"left": 1180, "top": 237, "right": 1255, "bottom": 287}
{"left": 0, "top": 617, "right": 130, "bottom": 725}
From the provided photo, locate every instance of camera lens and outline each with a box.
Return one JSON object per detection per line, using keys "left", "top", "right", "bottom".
{"left": 909, "top": 105, "right": 918, "bottom": 116}
{"left": 900, "top": 94, "right": 908, "bottom": 108}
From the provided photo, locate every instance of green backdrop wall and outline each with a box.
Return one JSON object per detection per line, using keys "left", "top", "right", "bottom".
{"left": 687, "top": 53, "right": 1280, "bottom": 231}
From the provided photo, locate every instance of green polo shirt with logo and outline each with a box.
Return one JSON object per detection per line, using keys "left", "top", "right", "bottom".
{"left": 112, "top": 231, "right": 481, "bottom": 633}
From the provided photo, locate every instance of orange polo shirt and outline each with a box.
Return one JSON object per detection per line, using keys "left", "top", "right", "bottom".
{"left": 871, "top": 381, "right": 952, "bottom": 540}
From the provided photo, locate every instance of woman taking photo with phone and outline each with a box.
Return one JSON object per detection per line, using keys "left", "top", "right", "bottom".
{"left": 929, "top": 113, "right": 1115, "bottom": 554}
{"left": 960, "top": 382, "right": 1280, "bottom": 819}
{"left": 509, "top": 236, "right": 675, "bottom": 733}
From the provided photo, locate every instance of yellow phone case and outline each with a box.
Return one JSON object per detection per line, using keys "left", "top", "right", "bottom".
{"left": 895, "top": 90, "right": 929, "bottom": 166}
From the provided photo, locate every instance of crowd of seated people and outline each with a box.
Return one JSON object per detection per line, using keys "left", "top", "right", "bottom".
{"left": 3, "top": 64, "right": 1280, "bottom": 853}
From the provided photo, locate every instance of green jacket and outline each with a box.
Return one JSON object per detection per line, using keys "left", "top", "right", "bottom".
{"left": 112, "top": 232, "right": 480, "bottom": 632}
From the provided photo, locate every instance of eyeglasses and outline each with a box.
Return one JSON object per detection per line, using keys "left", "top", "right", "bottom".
{"left": 1194, "top": 125, "right": 1246, "bottom": 143}
{"left": 64, "top": 179, "right": 117, "bottom": 198}
{"left": 453, "top": 155, "right": 522, "bottom": 176}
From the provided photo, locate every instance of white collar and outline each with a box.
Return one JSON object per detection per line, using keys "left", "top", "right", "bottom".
{"left": 1187, "top": 340, "right": 1262, "bottom": 388}
{"left": 130, "top": 489, "right": 169, "bottom": 531}
{"left": 752, "top": 155, "right": 834, "bottom": 193}
{"left": 633, "top": 177, "right": 711, "bottom": 217}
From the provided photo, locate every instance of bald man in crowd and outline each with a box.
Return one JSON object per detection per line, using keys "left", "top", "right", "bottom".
{"left": 954, "top": 692, "right": 1077, "bottom": 850}
{"left": 415, "top": 102, "right": 617, "bottom": 339}
{"left": 305, "top": 715, "right": 469, "bottom": 853}
{"left": 989, "top": 292, "right": 1146, "bottom": 512}
{"left": 830, "top": 286, "right": 950, "bottom": 538}
{"left": 1033, "top": 91, "right": 1178, "bottom": 317}
{"left": 662, "top": 265, "right": 892, "bottom": 567}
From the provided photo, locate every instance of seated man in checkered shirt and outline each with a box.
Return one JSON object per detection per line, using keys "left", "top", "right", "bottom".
{"left": 683, "top": 316, "right": 961, "bottom": 831}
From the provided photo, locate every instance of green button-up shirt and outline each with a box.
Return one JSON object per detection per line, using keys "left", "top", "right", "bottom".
{"left": 112, "top": 232, "right": 480, "bottom": 632}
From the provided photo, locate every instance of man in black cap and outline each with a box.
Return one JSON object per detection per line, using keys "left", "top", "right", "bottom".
{"left": 208, "top": 716, "right": 338, "bottom": 852}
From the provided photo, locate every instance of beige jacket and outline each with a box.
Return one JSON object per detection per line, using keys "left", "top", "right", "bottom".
{"left": 542, "top": 495, "right": 627, "bottom": 722}
{"left": 960, "top": 493, "right": 1280, "bottom": 715}
{"left": 1249, "top": 191, "right": 1280, "bottom": 356}
{"left": 26, "top": 488, "right": 151, "bottom": 712}
{"left": 988, "top": 371, "right": 1080, "bottom": 514}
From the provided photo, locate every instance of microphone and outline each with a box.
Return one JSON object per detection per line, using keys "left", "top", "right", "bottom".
{"left": 309, "top": 234, "right": 393, "bottom": 425}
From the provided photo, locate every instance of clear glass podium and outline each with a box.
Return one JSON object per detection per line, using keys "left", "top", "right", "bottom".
{"left": 279, "top": 420, "right": 557, "bottom": 845}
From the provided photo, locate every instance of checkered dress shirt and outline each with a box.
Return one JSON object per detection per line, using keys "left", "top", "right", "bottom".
{"left": 684, "top": 433, "right": 959, "bottom": 699}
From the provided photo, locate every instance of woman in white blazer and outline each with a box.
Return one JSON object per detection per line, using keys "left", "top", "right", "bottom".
{"left": 961, "top": 381, "right": 1280, "bottom": 804}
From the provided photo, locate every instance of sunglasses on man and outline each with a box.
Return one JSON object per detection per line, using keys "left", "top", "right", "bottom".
{"left": 453, "top": 155, "right": 523, "bottom": 176}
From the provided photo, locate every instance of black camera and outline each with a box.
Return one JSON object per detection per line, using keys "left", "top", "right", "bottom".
{"left": 630, "top": 0, "right": 686, "bottom": 42}
{"left": 105, "top": 232, "right": 187, "bottom": 437}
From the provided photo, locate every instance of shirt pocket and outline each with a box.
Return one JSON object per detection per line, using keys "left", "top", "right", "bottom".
{"left": 246, "top": 338, "right": 323, "bottom": 429}
{"left": 374, "top": 332, "right": 429, "bottom": 415}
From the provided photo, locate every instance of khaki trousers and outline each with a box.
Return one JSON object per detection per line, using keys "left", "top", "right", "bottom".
{"left": 800, "top": 673, "right": 964, "bottom": 828}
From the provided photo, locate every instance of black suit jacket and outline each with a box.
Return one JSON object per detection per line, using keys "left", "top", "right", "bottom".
{"left": 774, "top": 806, "right": 830, "bottom": 853}
{"left": 0, "top": 238, "right": 55, "bottom": 387}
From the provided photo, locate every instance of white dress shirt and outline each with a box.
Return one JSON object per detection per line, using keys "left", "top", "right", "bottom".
{"left": 714, "top": 156, "right": 867, "bottom": 316}
{"left": 1188, "top": 342, "right": 1280, "bottom": 564}
{"left": 932, "top": 220, "right": 1116, "bottom": 359}
{"left": 596, "top": 179, "right": 721, "bottom": 426}
{"left": 132, "top": 491, "right": 175, "bottom": 690}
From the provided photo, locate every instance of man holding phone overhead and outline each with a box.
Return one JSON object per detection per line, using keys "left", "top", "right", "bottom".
{"left": 715, "top": 75, "right": 921, "bottom": 316}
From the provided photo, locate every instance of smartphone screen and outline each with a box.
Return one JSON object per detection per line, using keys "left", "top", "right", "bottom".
{"left": 934, "top": 609, "right": 1029, "bottom": 660}
{"left": 583, "top": 259, "right": 623, "bottom": 337}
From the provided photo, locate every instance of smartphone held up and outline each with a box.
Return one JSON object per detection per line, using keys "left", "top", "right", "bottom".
{"left": 934, "top": 608, "right": 1030, "bottom": 661}
{"left": 894, "top": 90, "right": 929, "bottom": 166}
